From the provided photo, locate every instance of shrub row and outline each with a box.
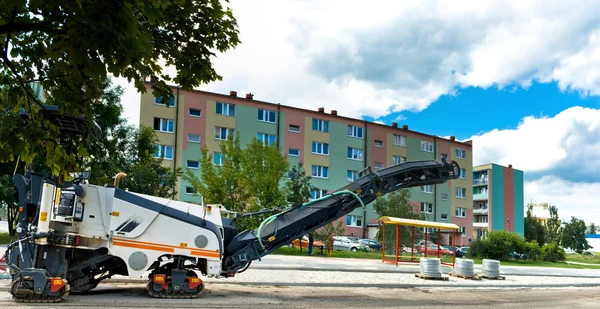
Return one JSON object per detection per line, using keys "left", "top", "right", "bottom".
{"left": 466, "top": 230, "right": 565, "bottom": 262}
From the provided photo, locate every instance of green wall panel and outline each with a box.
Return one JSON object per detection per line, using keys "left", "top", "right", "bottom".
{"left": 491, "top": 165, "right": 505, "bottom": 231}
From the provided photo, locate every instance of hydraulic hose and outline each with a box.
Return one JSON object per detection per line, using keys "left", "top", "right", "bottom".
{"left": 256, "top": 189, "right": 366, "bottom": 249}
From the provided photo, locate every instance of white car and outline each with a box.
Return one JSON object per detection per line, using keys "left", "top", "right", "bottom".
{"left": 333, "top": 236, "right": 370, "bottom": 252}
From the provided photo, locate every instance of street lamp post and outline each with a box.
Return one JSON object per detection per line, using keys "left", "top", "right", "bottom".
{"left": 506, "top": 219, "right": 511, "bottom": 230}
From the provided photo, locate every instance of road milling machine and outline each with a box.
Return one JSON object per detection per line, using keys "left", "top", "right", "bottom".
{"left": 4, "top": 108, "right": 460, "bottom": 303}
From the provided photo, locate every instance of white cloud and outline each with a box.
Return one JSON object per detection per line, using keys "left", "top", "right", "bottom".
{"left": 469, "top": 107, "right": 600, "bottom": 225}
{"left": 119, "top": 0, "right": 600, "bottom": 126}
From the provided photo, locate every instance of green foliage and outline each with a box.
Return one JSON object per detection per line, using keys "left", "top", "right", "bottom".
{"left": 118, "top": 126, "right": 182, "bottom": 198}
{"left": 184, "top": 133, "right": 290, "bottom": 231}
{"left": 0, "top": 0, "right": 240, "bottom": 176}
{"left": 285, "top": 162, "right": 316, "bottom": 206}
{"left": 518, "top": 240, "right": 542, "bottom": 261}
{"left": 467, "top": 230, "right": 533, "bottom": 261}
{"left": 545, "top": 205, "right": 562, "bottom": 245}
{"left": 524, "top": 208, "right": 546, "bottom": 246}
{"left": 373, "top": 189, "right": 423, "bottom": 245}
{"left": 541, "top": 243, "right": 566, "bottom": 262}
{"left": 589, "top": 223, "right": 597, "bottom": 235}
{"left": 561, "top": 216, "right": 591, "bottom": 253}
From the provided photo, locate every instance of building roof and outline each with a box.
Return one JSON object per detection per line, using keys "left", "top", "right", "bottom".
{"left": 474, "top": 163, "right": 522, "bottom": 172}
{"left": 145, "top": 81, "right": 473, "bottom": 148}
{"left": 377, "top": 216, "right": 460, "bottom": 230}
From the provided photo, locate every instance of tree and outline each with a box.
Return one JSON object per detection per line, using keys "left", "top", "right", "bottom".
{"left": 184, "top": 132, "right": 250, "bottom": 214}
{"left": 119, "top": 126, "right": 182, "bottom": 198}
{"left": 545, "top": 205, "right": 562, "bottom": 245}
{"left": 0, "top": 0, "right": 240, "bottom": 177}
{"left": 184, "top": 133, "right": 290, "bottom": 231}
{"left": 372, "top": 189, "right": 424, "bottom": 249}
{"left": 242, "top": 139, "right": 289, "bottom": 209}
{"left": 561, "top": 216, "right": 591, "bottom": 253}
{"left": 589, "top": 223, "right": 597, "bottom": 235}
{"left": 524, "top": 208, "right": 546, "bottom": 247}
{"left": 285, "top": 162, "right": 317, "bottom": 206}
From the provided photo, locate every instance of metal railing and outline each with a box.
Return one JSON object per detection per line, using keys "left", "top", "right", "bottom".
{"left": 473, "top": 178, "right": 488, "bottom": 185}
{"left": 473, "top": 193, "right": 488, "bottom": 200}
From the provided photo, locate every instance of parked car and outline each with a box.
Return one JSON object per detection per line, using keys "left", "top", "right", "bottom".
{"left": 361, "top": 239, "right": 382, "bottom": 251}
{"left": 333, "top": 236, "right": 370, "bottom": 252}
{"left": 583, "top": 251, "right": 596, "bottom": 257}
{"left": 290, "top": 235, "right": 325, "bottom": 249}
{"left": 418, "top": 244, "right": 454, "bottom": 256}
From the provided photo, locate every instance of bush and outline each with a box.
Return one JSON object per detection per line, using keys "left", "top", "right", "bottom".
{"left": 466, "top": 231, "right": 532, "bottom": 261}
{"left": 541, "top": 242, "right": 566, "bottom": 262}
{"left": 517, "top": 240, "right": 541, "bottom": 261}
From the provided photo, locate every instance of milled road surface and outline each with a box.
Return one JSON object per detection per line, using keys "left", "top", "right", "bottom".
{"left": 0, "top": 284, "right": 598, "bottom": 308}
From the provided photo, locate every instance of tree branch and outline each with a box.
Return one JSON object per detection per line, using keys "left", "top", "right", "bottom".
{"left": 0, "top": 21, "right": 58, "bottom": 35}
{"left": 0, "top": 43, "right": 46, "bottom": 111}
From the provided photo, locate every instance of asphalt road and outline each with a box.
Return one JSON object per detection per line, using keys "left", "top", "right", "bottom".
{"left": 0, "top": 283, "right": 598, "bottom": 308}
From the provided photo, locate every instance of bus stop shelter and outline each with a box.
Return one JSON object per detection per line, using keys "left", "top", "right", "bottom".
{"left": 377, "top": 216, "right": 461, "bottom": 268}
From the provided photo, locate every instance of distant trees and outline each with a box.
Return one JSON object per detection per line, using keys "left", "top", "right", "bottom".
{"left": 545, "top": 205, "right": 562, "bottom": 245}
{"left": 373, "top": 189, "right": 424, "bottom": 249}
{"left": 561, "top": 217, "right": 591, "bottom": 254}
{"left": 524, "top": 209, "right": 546, "bottom": 247}
{"left": 589, "top": 223, "right": 597, "bottom": 235}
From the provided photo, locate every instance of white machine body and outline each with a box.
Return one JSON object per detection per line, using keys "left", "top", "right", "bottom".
{"left": 36, "top": 181, "right": 228, "bottom": 278}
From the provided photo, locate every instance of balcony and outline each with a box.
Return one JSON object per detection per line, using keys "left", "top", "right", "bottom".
{"left": 473, "top": 179, "right": 488, "bottom": 186}
{"left": 473, "top": 208, "right": 488, "bottom": 215}
{"left": 473, "top": 222, "right": 489, "bottom": 229}
{"left": 473, "top": 192, "right": 488, "bottom": 200}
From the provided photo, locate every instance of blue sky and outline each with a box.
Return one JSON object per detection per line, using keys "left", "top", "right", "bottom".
{"left": 117, "top": 0, "right": 600, "bottom": 225}
{"left": 367, "top": 82, "right": 600, "bottom": 140}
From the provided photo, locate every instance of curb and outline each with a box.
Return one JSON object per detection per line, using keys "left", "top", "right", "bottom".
{"left": 2, "top": 281, "right": 600, "bottom": 291}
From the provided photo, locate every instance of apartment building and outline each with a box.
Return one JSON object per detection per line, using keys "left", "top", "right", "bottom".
{"left": 472, "top": 163, "right": 524, "bottom": 239}
{"left": 139, "top": 83, "right": 474, "bottom": 245}
{"left": 525, "top": 202, "right": 552, "bottom": 223}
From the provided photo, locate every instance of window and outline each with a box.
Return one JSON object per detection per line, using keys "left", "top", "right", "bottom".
{"left": 374, "top": 140, "right": 384, "bottom": 147}
{"left": 215, "top": 126, "right": 234, "bottom": 140}
{"left": 421, "top": 141, "right": 434, "bottom": 152}
{"left": 456, "top": 187, "right": 466, "bottom": 198}
{"left": 441, "top": 213, "right": 448, "bottom": 220}
{"left": 185, "top": 186, "right": 196, "bottom": 195}
{"left": 393, "top": 155, "right": 406, "bottom": 165}
{"left": 189, "top": 108, "right": 202, "bottom": 117}
{"left": 288, "top": 148, "right": 299, "bottom": 156}
{"left": 153, "top": 118, "right": 174, "bottom": 133}
{"left": 312, "top": 118, "right": 329, "bottom": 132}
{"left": 456, "top": 207, "right": 466, "bottom": 218}
{"left": 310, "top": 189, "right": 328, "bottom": 200}
{"left": 455, "top": 148, "right": 466, "bottom": 159}
{"left": 186, "top": 160, "right": 199, "bottom": 169}
{"left": 461, "top": 226, "right": 466, "bottom": 236}
{"left": 289, "top": 124, "right": 300, "bottom": 133}
{"left": 213, "top": 152, "right": 224, "bottom": 166}
{"left": 374, "top": 162, "right": 384, "bottom": 169}
{"left": 257, "top": 133, "right": 276, "bottom": 145}
{"left": 347, "top": 125, "right": 363, "bottom": 138}
{"left": 459, "top": 168, "right": 466, "bottom": 179}
{"left": 154, "top": 96, "right": 175, "bottom": 107}
{"left": 346, "top": 215, "right": 363, "bottom": 227}
{"left": 258, "top": 109, "right": 276, "bottom": 123}
{"left": 441, "top": 193, "right": 448, "bottom": 200}
{"left": 421, "top": 185, "right": 433, "bottom": 193}
{"left": 393, "top": 134, "right": 406, "bottom": 146}
{"left": 312, "top": 142, "right": 329, "bottom": 155}
{"left": 347, "top": 170, "right": 359, "bottom": 182}
{"left": 153, "top": 145, "right": 173, "bottom": 160}
{"left": 441, "top": 153, "right": 448, "bottom": 160}
{"left": 311, "top": 165, "right": 329, "bottom": 178}
{"left": 216, "top": 102, "right": 235, "bottom": 116}
{"left": 188, "top": 134, "right": 201, "bottom": 143}
{"left": 347, "top": 147, "right": 363, "bottom": 160}
{"left": 421, "top": 202, "right": 433, "bottom": 214}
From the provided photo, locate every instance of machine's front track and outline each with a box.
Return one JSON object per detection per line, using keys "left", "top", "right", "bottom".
{"left": 146, "top": 272, "right": 204, "bottom": 298}
{"left": 11, "top": 277, "right": 71, "bottom": 303}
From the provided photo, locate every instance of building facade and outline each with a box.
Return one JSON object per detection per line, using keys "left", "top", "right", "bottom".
{"left": 525, "top": 202, "right": 552, "bottom": 223}
{"left": 472, "top": 163, "right": 524, "bottom": 239}
{"left": 139, "top": 83, "right": 474, "bottom": 245}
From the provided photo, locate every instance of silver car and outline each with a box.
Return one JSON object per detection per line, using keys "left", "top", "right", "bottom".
{"left": 333, "top": 236, "right": 370, "bottom": 252}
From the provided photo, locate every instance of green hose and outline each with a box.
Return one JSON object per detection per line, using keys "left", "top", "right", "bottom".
{"left": 256, "top": 189, "right": 366, "bottom": 249}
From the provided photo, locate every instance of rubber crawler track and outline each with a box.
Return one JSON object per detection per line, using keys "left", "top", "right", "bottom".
{"left": 145, "top": 278, "right": 204, "bottom": 299}
{"left": 11, "top": 280, "right": 71, "bottom": 303}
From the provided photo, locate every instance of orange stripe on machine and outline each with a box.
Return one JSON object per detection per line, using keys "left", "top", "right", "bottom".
{"left": 111, "top": 240, "right": 174, "bottom": 253}
{"left": 112, "top": 238, "right": 220, "bottom": 258}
